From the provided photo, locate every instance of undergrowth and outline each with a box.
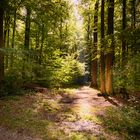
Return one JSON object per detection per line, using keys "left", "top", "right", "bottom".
{"left": 99, "top": 106, "right": 140, "bottom": 140}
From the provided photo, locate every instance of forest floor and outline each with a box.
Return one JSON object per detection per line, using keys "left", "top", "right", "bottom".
{"left": 0, "top": 86, "right": 138, "bottom": 140}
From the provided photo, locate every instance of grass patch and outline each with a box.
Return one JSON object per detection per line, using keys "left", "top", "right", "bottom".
{"left": 0, "top": 93, "right": 64, "bottom": 139}
{"left": 68, "top": 132, "right": 97, "bottom": 140}
{"left": 99, "top": 106, "right": 140, "bottom": 140}
{"left": 57, "top": 87, "right": 77, "bottom": 95}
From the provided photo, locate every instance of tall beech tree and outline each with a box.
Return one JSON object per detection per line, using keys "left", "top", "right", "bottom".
{"left": 10, "top": 8, "right": 17, "bottom": 68}
{"left": 105, "top": 0, "right": 114, "bottom": 94}
{"left": 100, "top": 0, "right": 106, "bottom": 94}
{"left": 122, "top": 0, "right": 126, "bottom": 66}
{"left": 86, "top": 13, "right": 92, "bottom": 80}
{"left": 0, "top": 1, "right": 5, "bottom": 88}
{"left": 91, "top": 0, "right": 99, "bottom": 88}
{"left": 24, "top": 6, "right": 31, "bottom": 50}
{"left": 80, "top": 1, "right": 93, "bottom": 81}
{"left": 39, "top": 24, "right": 44, "bottom": 65}
{"left": 131, "top": 0, "right": 136, "bottom": 29}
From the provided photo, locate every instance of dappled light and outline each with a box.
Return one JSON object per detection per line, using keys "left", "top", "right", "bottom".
{"left": 0, "top": 0, "right": 140, "bottom": 139}
{"left": 0, "top": 87, "right": 124, "bottom": 139}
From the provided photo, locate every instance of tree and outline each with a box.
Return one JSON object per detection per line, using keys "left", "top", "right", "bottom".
{"left": 84, "top": 3, "right": 92, "bottom": 82}
{"left": 105, "top": 0, "right": 114, "bottom": 94}
{"left": 131, "top": 0, "right": 136, "bottom": 29}
{"left": 100, "top": 0, "right": 106, "bottom": 94}
{"left": 122, "top": 0, "right": 126, "bottom": 66}
{"left": 91, "top": 0, "right": 99, "bottom": 88}
{"left": 24, "top": 6, "right": 31, "bottom": 50}
{"left": 0, "top": 1, "right": 5, "bottom": 88}
{"left": 10, "top": 7, "right": 17, "bottom": 68}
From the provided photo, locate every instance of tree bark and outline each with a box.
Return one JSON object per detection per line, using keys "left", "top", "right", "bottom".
{"left": 5, "top": 22, "right": 10, "bottom": 69}
{"left": 10, "top": 8, "right": 17, "bottom": 68}
{"left": 24, "top": 6, "right": 31, "bottom": 50}
{"left": 131, "top": 0, "right": 136, "bottom": 54}
{"left": 22, "top": 6, "right": 31, "bottom": 79}
{"left": 131, "top": 0, "right": 136, "bottom": 29}
{"left": 105, "top": 0, "right": 114, "bottom": 94}
{"left": 122, "top": 0, "right": 126, "bottom": 66}
{"left": 39, "top": 24, "right": 44, "bottom": 65}
{"left": 86, "top": 13, "right": 91, "bottom": 82}
{"left": 0, "top": 7, "right": 4, "bottom": 88}
{"left": 91, "top": 0, "right": 99, "bottom": 88}
{"left": 100, "top": 0, "right": 106, "bottom": 94}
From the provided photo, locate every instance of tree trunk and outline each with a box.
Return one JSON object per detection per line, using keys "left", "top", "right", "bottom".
{"left": 4, "top": 11, "right": 9, "bottom": 48}
{"left": 22, "top": 6, "right": 31, "bottom": 79}
{"left": 24, "top": 6, "right": 31, "bottom": 50}
{"left": 121, "top": 0, "right": 127, "bottom": 68}
{"left": 5, "top": 22, "right": 10, "bottom": 69}
{"left": 105, "top": 0, "right": 114, "bottom": 94}
{"left": 10, "top": 8, "right": 17, "bottom": 68}
{"left": 100, "top": 0, "right": 106, "bottom": 94}
{"left": 131, "top": 0, "right": 136, "bottom": 54}
{"left": 131, "top": 0, "right": 136, "bottom": 29}
{"left": 4, "top": 11, "right": 10, "bottom": 69}
{"left": 91, "top": 0, "right": 99, "bottom": 88}
{"left": 86, "top": 13, "right": 91, "bottom": 82}
{"left": 39, "top": 24, "right": 44, "bottom": 65}
{"left": 0, "top": 7, "right": 4, "bottom": 88}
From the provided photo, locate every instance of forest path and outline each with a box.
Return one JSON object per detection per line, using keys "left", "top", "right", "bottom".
{"left": 57, "top": 86, "right": 122, "bottom": 139}
{"left": 0, "top": 86, "right": 122, "bottom": 140}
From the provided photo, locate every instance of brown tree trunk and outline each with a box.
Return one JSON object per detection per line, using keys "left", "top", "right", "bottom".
{"left": 91, "top": 0, "right": 99, "bottom": 88}
{"left": 122, "top": 0, "right": 127, "bottom": 68}
{"left": 24, "top": 6, "right": 31, "bottom": 50}
{"left": 4, "top": 11, "right": 10, "bottom": 69}
{"left": 0, "top": 7, "right": 4, "bottom": 88}
{"left": 131, "top": 0, "right": 136, "bottom": 29}
{"left": 22, "top": 6, "right": 31, "bottom": 79}
{"left": 86, "top": 13, "right": 92, "bottom": 81}
{"left": 39, "top": 24, "right": 44, "bottom": 65}
{"left": 11, "top": 8, "right": 17, "bottom": 68}
{"left": 105, "top": 0, "right": 114, "bottom": 94}
{"left": 5, "top": 22, "right": 10, "bottom": 69}
{"left": 131, "top": 0, "right": 136, "bottom": 54}
{"left": 100, "top": 0, "right": 106, "bottom": 94}
{"left": 3, "top": 11, "right": 9, "bottom": 48}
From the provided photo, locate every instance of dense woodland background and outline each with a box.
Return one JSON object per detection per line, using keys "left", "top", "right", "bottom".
{"left": 0, "top": 0, "right": 139, "bottom": 96}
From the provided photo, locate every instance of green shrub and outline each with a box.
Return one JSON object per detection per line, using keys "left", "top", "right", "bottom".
{"left": 113, "top": 53, "right": 140, "bottom": 93}
{"left": 51, "top": 56, "right": 85, "bottom": 87}
{"left": 0, "top": 74, "right": 23, "bottom": 97}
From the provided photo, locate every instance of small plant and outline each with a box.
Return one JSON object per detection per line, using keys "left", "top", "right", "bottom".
{"left": 99, "top": 106, "right": 140, "bottom": 140}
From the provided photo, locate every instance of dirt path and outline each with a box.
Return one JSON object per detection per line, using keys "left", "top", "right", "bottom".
{"left": 57, "top": 86, "right": 122, "bottom": 139}
{"left": 0, "top": 86, "right": 122, "bottom": 140}
{"left": 0, "top": 127, "right": 42, "bottom": 140}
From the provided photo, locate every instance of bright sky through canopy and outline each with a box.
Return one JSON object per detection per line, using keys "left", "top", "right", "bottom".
{"left": 72, "top": 0, "right": 83, "bottom": 28}
{"left": 73, "top": 0, "right": 78, "bottom": 4}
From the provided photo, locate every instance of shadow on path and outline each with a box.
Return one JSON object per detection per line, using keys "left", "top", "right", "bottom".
{"left": 58, "top": 86, "right": 122, "bottom": 139}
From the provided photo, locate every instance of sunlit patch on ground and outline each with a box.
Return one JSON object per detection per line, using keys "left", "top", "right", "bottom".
{"left": 0, "top": 86, "right": 124, "bottom": 140}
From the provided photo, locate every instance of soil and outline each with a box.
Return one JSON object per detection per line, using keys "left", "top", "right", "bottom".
{"left": 0, "top": 86, "right": 123, "bottom": 140}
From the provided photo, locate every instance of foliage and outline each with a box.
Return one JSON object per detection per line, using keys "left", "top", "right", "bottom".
{"left": 99, "top": 106, "right": 140, "bottom": 140}
{"left": 52, "top": 56, "right": 85, "bottom": 87}
{"left": 113, "top": 50, "right": 140, "bottom": 93}
{"left": 0, "top": 74, "right": 23, "bottom": 97}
